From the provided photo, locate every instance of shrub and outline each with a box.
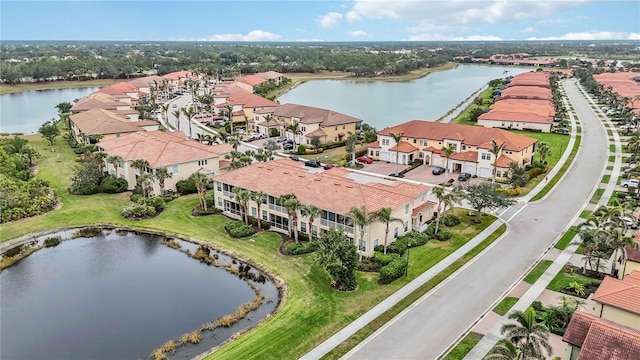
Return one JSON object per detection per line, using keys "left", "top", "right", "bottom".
{"left": 434, "top": 227, "right": 453, "bottom": 241}
{"left": 225, "top": 221, "right": 256, "bottom": 238}
{"left": 297, "top": 232, "right": 310, "bottom": 242}
{"left": 374, "top": 251, "right": 400, "bottom": 267}
{"left": 130, "top": 193, "right": 144, "bottom": 203}
{"left": 323, "top": 140, "right": 346, "bottom": 150}
{"left": 403, "top": 231, "right": 430, "bottom": 246}
{"left": 15, "top": 170, "right": 31, "bottom": 181}
{"left": 526, "top": 167, "right": 544, "bottom": 179}
{"left": 297, "top": 144, "right": 306, "bottom": 154}
{"left": 285, "top": 241, "right": 318, "bottom": 255}
{"left": 43, "top": 236, "right": 61, "bottom": 247}
{"left": 100, "top": 176, "right": 128, "bottom": 193}
{"left": 379, "top": 257, "right": 407, "bottom": 284}
{"left": 176, "top": 178, "right": 197, "bottom": 195}
{"left": 143, "top": 196, "right": 166, "bottom": 212}
{"left": 80, "top": 183, "right": 99, "bottom": 195}
{"left": 441, "top": 213, "right": 461, "bottom": 227}
{"left": 269, "top": 128, "right": 280, "bottom": 137}
{"left": 122, "top": 203, "right": 157, "bottom": 219}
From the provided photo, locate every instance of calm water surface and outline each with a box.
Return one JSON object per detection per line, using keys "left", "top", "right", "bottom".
{"left": 278, "top": 65, "right": 530, "bottom": 129}
{"left": 1, "top": 87, "right": 100, "bottom": 134}
{"left": 0, "top": 229, "right": 278, "bottom": 359}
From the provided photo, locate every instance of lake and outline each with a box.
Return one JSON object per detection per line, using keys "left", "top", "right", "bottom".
{"left": 0, "top": 228, "right": 279, "bottom": 359}
{"left": 278, "top": 65, "right": 530, "bottom": 130}
{"left": 1, "top": 87, "right": 100, "bottom": 134}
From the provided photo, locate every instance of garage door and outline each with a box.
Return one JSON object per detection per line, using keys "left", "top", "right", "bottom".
{"left": 381, "top": 152, "right": 389, "bottom": 161}
{"left": 432, "top": 157, "right": 442, "bottom": 166}
{"left": 479, "top": 167, "right": 491, "bottom": 178}
{"left": 465, "top": 165, "right": 476, "bottom": 174}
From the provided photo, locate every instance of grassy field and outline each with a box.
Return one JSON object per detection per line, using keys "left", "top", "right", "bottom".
{"left": 531, "top": 135, "right": 581, "bottom": 202}
{"left": 2, "top": 132, "right": 502, "bottom": 360}
{"left": 547, "top": 267, "right": 601, "bottom": 292}
{"left": 493, "top": 296, "right": 519, "bottom": 316}
{"left": 443, "top": 332, "right": 483, "bottom": 360}
{"left": 0, "top": 79, "right": 118, "bottom": 95}
{"left": 451, "top": 87, "right": 494, "bottom": 126}
{"left": 524, "top": 260, "right": 553, "bottom": 284}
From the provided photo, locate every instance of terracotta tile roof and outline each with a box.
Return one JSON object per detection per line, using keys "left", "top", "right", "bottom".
{"left": 412, "top": 201, "right": 437, "bottom": 216}
{"left": 129, "top": 75, "right": 164, "bottom": 86}
{"left": 273, "top": 103, "right": 363, "bottom": 126}
{"left": 498, "top": 86, "right": 552, "bottom": 101}
{"left": 495, "top": 154, "right": 514, "bottom": 167}
{"left": 563, "top": 311, "right": 599, "bottom": 347}
{"left": 592, "top": 276, "right": 640, "bottom": 315}
{"left": 577, "top": 317, "right": 640, "bottom": 360}
{"left": 306, "top": 128, "right": 328, "bottom": 137}
{"left": 490, "top": 99, "right": 555, "bottom": 117}
{"left": 378, "top": 120, "right": 537, "bottom": 152}
{"left": 368, "top": 141, "right": 381, "bottom": 148}
{"left": 390, "top": 141, "right": 418, "bottom": 153}
{"left": 623, "top": 271, "right": 640, "bottom": 286}
{"left": 71, "top": 92, "right": 121, "bottom": 111}
{"left": 236, "top": 75, "right": 268, "bottom": 87}
{"left": 213, "top": 158, "right": 429, "bottom": 215}
{"left": 98, "top": 82, "right": 138, "bottom": 97}
{"left": 98, "top": 130, "right": 232, "bottom": 168}
{"left": 628, "top": 235, "right": 640, "bottom": 262}
{"left": 449, "top": 150, "right": 478, "bottom": 162}
{"left": 478, "top": 110, "right": 553, "bottom": 124}
{"left": 256, "top": 71, "right": 283, "bottom": 80}
{"left": 225, "top": 91, "right": 279, "bottom": 108}
{"left": 70, "top": 109, "right": 142, "bottom": 136}
{"left": 162, "top": 71, "right": 193, "bottom": 80}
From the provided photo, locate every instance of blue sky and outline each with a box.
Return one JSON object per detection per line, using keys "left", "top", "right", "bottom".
{"left": 2, "top": 0, "right": 639, "bottom": 41}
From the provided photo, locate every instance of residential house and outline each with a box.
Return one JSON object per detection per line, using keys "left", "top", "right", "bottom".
{"left": 71, "top": 92, "right": 133, "bottom": 112}
{"left": 562, "top": 311, "right": 640, "bottom": 360}
{"left": 477, "top": 110, "right": 554, "bottom": 132}
{"left": 98, "top": 82, "right": 141, "bottom": 103}
{"left": 235, "top": 75, "right": 268, "bottom": 92}
{"left": 618, "top": 234, "right": 640, "bottom": 279}
{"left": 590, "top": 274, "right": 640, "bottom": 330}
{"left": 368, "top": 120, "right": 537, "bottom": 179}
{"left": 254, "top": 103, "right": 363, "bottom": 144}
{"left": 69, "top": 109, "right": 158, "bottom": 144}
{"left": 213, "top": 158, "right": 433, "bottom": 256}
{"left": 213, "top": 91, "right": 279, "bottom": 128}
{"left": 162, "top": 70, "right": 195, "bottom": 92}
{"left": 256, "top": 71, "right": 284, "bottom": 84}
{"left": 98, "top": 130, "right": 232, "bottom": 194}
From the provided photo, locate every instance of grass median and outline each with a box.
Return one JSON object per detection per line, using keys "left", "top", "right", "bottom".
{"left": 530, "top": 135, "right": 582, "bottom": 202}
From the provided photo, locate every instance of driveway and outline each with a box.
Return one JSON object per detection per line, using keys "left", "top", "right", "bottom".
{"left": 361, "top": 161, "right": 484, "bottom": 186}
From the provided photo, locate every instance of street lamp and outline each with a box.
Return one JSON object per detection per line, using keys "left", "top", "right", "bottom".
{"left": 405, "top": 242, "right": 412, "bottom": 277}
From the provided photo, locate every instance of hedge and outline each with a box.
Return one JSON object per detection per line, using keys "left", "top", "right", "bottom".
{"left": 285, "top": 241, "right": 318, "bottom": 255}
{"left": 374, "top": 252, "right": 400, "bottom": 267}
{"left": 441, "top": 213, "right": 461, "bottom": 227}
{"left": 247, "top": 216, "right": 270, "bottom": 230}
{"left": 379, "top": 257, "right": 407, "bottom": 284}
{"left": 224, "top": 221, "right": 256, "bottom": 238}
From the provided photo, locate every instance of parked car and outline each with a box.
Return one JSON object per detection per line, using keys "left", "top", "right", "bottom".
{"left": 323, "top": 163, "right": 338, "bottom": 170}
{"left": 458, "top": 172, "right": 472, "bottom": 181}
{"left": 247, "top": 133, "right": 266, "bottom": 141}
{"left": 275, "top": 136, "right": 286, "bottom": 143}
{"left": 621, "top": 179, "right": 639, "bottom": 188}
{"left": 432, "top": 166, "right": 446, "bottom": 175}
{"left": 305, "top": 160, "right": 321, "bottom": 168}
{"left": 620, "top": 124, "right": 635, "bottom": 130}
{"left": 289, "top": 155, "right": 299, "bottom": 161}
{"left": 356, "top": 156, "right": 373, "bottom": 164}
{"left": 622, "top": 216, "right": 638, "bottom": 229}
{"left": 283, "top": 142, "right": 295, "bottom": 150}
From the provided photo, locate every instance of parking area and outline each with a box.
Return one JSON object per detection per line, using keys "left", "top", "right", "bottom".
{"left": 359, "top": 161, "right": 485, "bottom": 186}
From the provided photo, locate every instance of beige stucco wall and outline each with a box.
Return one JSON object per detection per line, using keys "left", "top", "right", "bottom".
{"left": 619, "top": 260, "right": 640, "bottom": 279}
{"left": 564, "top": 344, "right": 581, "bottom": 360}
{"left": 477, "top": 118, "right": 552, "bottom": 133}
{"left": 595, "top": 303, "right": 640, "bottom": 330}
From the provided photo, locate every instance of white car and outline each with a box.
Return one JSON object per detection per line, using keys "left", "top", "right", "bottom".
{"left": 247, "top": 133, "right": 266, "bottom": 141}
{"left": 620, "top": 124, "right": 635, "bottom": 130}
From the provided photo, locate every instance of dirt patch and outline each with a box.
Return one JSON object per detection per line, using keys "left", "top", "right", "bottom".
{"left": 426, "top": 241, "right": 452, "bottom": 250}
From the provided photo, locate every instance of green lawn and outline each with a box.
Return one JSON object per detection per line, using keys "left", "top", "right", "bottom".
{"left": 610, "top": 144, "right": 616, "bottom": 153}
{"left": 609, "top": 155, "right": 616, "bottom": 162}
{"left": 607, "top": 165, "right": 614, "bottom": 171}
{"left": 555, "top": 227, "right": 578, "bottom": 250}
{"left": 579, "top": 210, "right": 592, "bottom": 219}
{"left": 601, "top": 175, "right": 611, "bottom": 184}
{"left": 547, "top": 267, "right": 601, "bottom": 292}
{"left": 2, "top": 133, "right": 502, "bottom": 360}
{"left": 451, "top": 87, "right": 494, "bottom": 126}
{"left": 524, "top": 260, "right": 553, "bottom": 284}
{"left": 442, "top": 332, "right": 483, "bottom": 360}
{"left": 531, "top": 135, "right": 581, "bottom": 201}
{"left": 298, "top": 143, "right": 367, "bottom": 164}
{"left": 493, "top": 297, "right": 519, "bottom": 316}
{"left": 589, "top": 189, "right": 605, "bottom": 204}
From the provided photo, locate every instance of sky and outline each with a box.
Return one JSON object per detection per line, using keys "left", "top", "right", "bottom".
{"left": 1, "top": 0, "right": 639, "bottom": 42}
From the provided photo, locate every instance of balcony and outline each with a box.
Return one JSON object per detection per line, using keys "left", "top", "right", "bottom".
{"left": 268, "top": 203, "right": 286, "bottom": 213}
{"left": 223, "top": 190, "right": 235, "bottom": 199}
{"left": 320, "top": 219, "right": 354, "bottom": 234}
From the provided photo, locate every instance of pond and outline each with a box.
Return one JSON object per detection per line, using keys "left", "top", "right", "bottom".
{"left": 1, "top": 87, "right": 101, "bottom": 134}
{"left": 0, "top": 228, "right": 279, "bottom": 360}
{"left": 277, "top": 64, "right": 530, "bottom": 130}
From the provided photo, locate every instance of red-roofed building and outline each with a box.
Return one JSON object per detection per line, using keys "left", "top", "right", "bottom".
{"left": 563, "top": 311, "right": 640, "bottom": 360}
{"left": 256, "top": 71, "right": 284, "bottom": 84}
{"left": 213, "top": 158, "right": 432, "bottom": 256}
{"left": 371, "top": 120, "right": 537, "bottom": 180}
{"left": 478, "top": 110, "right": 554, "bottom": 132}
{"left": 214, "top": 90, "right": 278, "bottom": 127}
{"left": 69, "top": 109, "right": 158, "bottom": 144}
{"left": 591, "top": 276, "right": 640, "bottom": 330}
{"left": 98, "top": 130, "right": 232, "bottom": 194}
{"left": 235, "top": 74, "right": 268, "bottom": 90}
{"left": 619, "top": 234, "right": 640, "bottom": 279}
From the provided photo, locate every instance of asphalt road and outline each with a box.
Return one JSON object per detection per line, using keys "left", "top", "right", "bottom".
{"left": 342, "top": 80, "right": 608, "bottom": 359}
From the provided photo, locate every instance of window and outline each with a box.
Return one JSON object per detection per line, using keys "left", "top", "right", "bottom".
{"left": 251, "top": 207, "right": 257, "bottom": 217}
{"left": 394, "top": 227, "right": 399, "bottom": 238}
{"left": 217, "top": 182, "right": 222, "bottom": 191}
{"left": 118, "top": 160, "right": 123, "bottom": 168}
{"left": 413, "top": 139, "right": 416, "bottom": 144}
{"left": 496, "top": 171, "right": 502, "bottom": 177}
{"left": 373, "top": 239, "right": 379, "bottom": 248}
{"left": 262, "top": 210, "right": 267, "bottom": 221}
{"left": 300, "top": 222, "right": 307, "bottom": 233}
{"left": 342, "top": 124, "right": 346, "bottom": 130}
{"left": 335, "top": 125, "right": 338, "bottom": 131}
{"left": 404, "top": 221, "right": 409, "bottom": 232}
{"left": 217, "top": 197, "right": 222, "bottom": 206}
{"left": 462, "top": 145, "right": 466, "bottom": 150}
{"left": 481, "top": 153, "right": 491, "bottom": 161}
{"left": 450, "top": 144, "right": 457, "bottom": 151}
{"left": 198, "top": 159, "right": 208, "bottom": 166}
{"left": 359, "top": 239, "right": 366, "bottom": 252}
{"left": 375, "top": 151, "right": 379, "bottom": 157}
{"left": 172, "top": 165, "right": 179, "bottom": 174}
{"left": 312, "top": 225, "right": 318, "bottom": 237}
{"left": 405, "top": 204, "right": 409, "bottom": 215}
{"left": 382, "top": 139, "right": 390, "bottom": 146}
{"left": 420, "top": 139, "right": 427, "bottom": 147}
{"left": 421, "top": 193, "right": 426, "bottom": 202}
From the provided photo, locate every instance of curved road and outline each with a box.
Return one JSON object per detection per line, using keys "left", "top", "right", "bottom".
{"left": 341, "top": 80, "right": 608, "bottom": 359}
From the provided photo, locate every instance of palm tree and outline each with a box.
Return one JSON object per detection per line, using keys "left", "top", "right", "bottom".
{"left": 288, "top": 122, "right": 300, "bottom": 145}
{"left": 161, "top": 103, "right": 170, "bottom": 125}
{"left": 106, "top": 155, "right": 122, "bottom": 178}
{"left": 263, "top": 114, "right": 273, "bottom": 138}
{"left": 389, "top": 132, "right": 404, "bottom": 176}
{"left": 370, "top": 207, "right": 403, "bottom": 254}
{"left": 431, "top": 185, "right": 463, "bottom": 234}
{"left": 441, "top": 145, "right": 454, "bottom": 182}
{"left": 251, "top": 191, "right": 268, "bottom": 229}
{"left": 225, "top": 103, "right": 235, "bottom": 134}
{"left": 92, "top": 151, "right": 108, "bottom": 175}
{"left": 280, "top": 194, "right": 302, "bottom": 241}
{"left": 131, "top": 159, "right": 150, "bottom": 185}
{"left": 154, "top": 167, "right": 172, "bottom": 196}
{"left": 490, "top": 139, "right": 505, "bottom": 183}
{"left": 227, "top": 134, "right": 241, "bottom": 151}
{"left": 604, "top": 227, "right": 639, "bottom": 276}
{"left": 233, "top": 187, "right": 251, "bottom": 225}
{"left": 171, "top": 109, "right": 182, "bottom": 131}
{"left": 483, "top": 339, "right": 520, "bottom": 360}
{"left": 537, "top": 142, "right": 551, "bottom": 164}
{"left": 138, "top": 173, "right": 153, "bottom": 197}
{"left": 348, "top": 206, "right": 371, "bottom": 261}
{"left": 191, "top": 172, "right": 210, "bottom": 211}
{"left": 181, "top": 106, "right": 196, "bottom": 139}
{"left": 301, "top": 204, "right": 322, "bottom": 241}
{"left": 500, "top": 307, "right": 552, "bottom": 359}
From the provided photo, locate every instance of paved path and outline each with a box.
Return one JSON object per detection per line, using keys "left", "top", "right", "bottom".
{"left": 301, "top": 79, "right": 608, "bottom": 360}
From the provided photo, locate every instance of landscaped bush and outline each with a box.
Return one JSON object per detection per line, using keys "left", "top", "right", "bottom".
{"left": 403, "top": 231, "right": 430, "bottom": 246}
{"left": 434, "top": 227, "right": 453, "bottom": 241}
{"left": 297, "top": 144, "right": 306, "bottom": 154}
{"left": 79, "top": 183, "right": 100, "bottom": 195}
{"left": 526, "top": 167, "right": 544, "bottom": 179}
{"left": 225, "top": 221, "right": 256, "bottom": 238}
{"left": 497, "top": 187, "right": 521, "bottom": 196}
{"left": 43, "top": 236, "right": 62, "bottom": 247}
{"left": 285, "top": 241, "right": 318, "bottom": 255}
{"left": 100, "top": 175, "right": 128, "bottom": 193}
{"left": 304, "top": 148, "right": 323, "bottom": 155}
{"left": 247, "top": 216, "right": 270, "bottom": 230}
{"left": 176, "top": 178, "right": 197, "bottom": 195}
{"left": 122, "top": 202, "right": 158, "bottom": 219}
{"left": 441, "top": 213, "right": 461, "bottom": 227}
{"left": 379, "top": 257, "right": 407, "bottom": 284}
{"left": 374, "top": 251, "right": 400, "bottom": 267}
{"left": 322, "top": 140, "right": 346, "bottom": 150}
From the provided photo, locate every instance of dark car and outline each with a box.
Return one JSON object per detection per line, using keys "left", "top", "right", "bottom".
{"left": 356, "top": 156, "right": 373, "bottom": 164}
{"left": 458, "top": 172, "right": 472, "bottom": 181}
{"left": 432, "top": 166, "right": 445, "bottom": 175}
{"left": 289, "top": 155, "right": 299, "bottom": 161}
{"left": 283, "top": 142, "right": 295, "bottom": 150}
{"left": 305, "top": 160, "right": 321, "bottom": 168}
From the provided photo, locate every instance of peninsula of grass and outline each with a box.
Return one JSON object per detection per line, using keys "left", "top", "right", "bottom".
{"left": 555, "top": 227, "right": 578, "bottom": 250}
{"left": 318, "top": 224, "right": 507, "bottom": 360}
{"left": 2, "top": 132, "right": 498, "bottom": 360}
{"left": 493, "top": 296, "right": 519, "bottom": 316}
{"left": 524, "top": 260, "right": 553, "bottom": 284}
{"left": 0, "top": 78, "right": 118, "bottom": 95}
{"left": 547, "top": 267, "right": 601, "bottom": 292}
{"left": 531, "top": 135, "right": 581, "bottom": 201}
{"left": 442, "top": 332, "right": 483, "bottom": 360}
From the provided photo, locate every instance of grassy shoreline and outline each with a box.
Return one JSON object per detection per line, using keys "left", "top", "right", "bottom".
{"left": 0, "top": 79, "right": 119, "bottom": 95}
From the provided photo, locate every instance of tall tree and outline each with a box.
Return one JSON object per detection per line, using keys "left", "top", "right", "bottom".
{"left": 251, "top": 191, "right": 268, "bottom": 229}
{"left": 464, "top": 182, "right": 515, "bottom": 223}
{"left": 441, "top": 145, "right": 454, "bottom": 182}
{"left": 483, "top": 339, "right": 520, "bottom": 360}
{"left": 225, "top": 103, "right": 235, "bottom": 134}
{"left": 301, "top": 204, "right": 322, "bottom": 241}
{"left": 191, "top": 172, "right": 210, "bottom": 211}
{"left": 39, "top": 120, "right": 60, "bottom": 151}
{"left": 19, "top": 144, "right": 40, "bottom": 167}
{"left": 500, "top": 307, "right": 552, "bottom": 359}
{"left": 181, "top": 106, "right": 196, "bottom": 139}
{"left": 537, "top": 142, "right": 552, "bottom": 164}
{"left": 432, "top": 185, "right": 463, "bottom": 234}
{"left": 348, "top": 206, "right": 371, "bottom": 261}
{"left": 490, "top": 139, "right": 505, "bottom": 183}
{"left": 282, "top": 195, "right": 303, "bottom": 241}
{"left": 390, "top": 132, "right": 404, "bottom": 176}
{"left": 233, "top": 187, "right": 251, "bottom": 225}
{"left": 154, "top": 167, "right": 173, "bottom": 196}
{"left": 137, "top": 173, "right": 153, "bottom": 197}
{"left": 130, "top": 159, "right": 150, "bottom": 186}
{"left": 370, "top": 207, "right": 403, "bottom": 254}
{"left": 171, "top": 109, "right": 182, "bottom": 131}
{"left": 106, "top": 155, "right": 122, "bottom": 178}
{"left": 263, "top": 114, "right": 273, "bottom": 138}
{"left": 315, "top": 228, "right": 358, "bottom": 291}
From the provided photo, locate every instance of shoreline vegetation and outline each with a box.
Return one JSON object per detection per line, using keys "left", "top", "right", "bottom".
{"left": 0, "top": 78, "right": 120, "bottom": 95}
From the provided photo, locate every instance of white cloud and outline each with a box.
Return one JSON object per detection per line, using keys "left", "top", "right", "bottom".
{"left": 317, "top": 12, "right": 343, "bottom": 29}
{"left": 521, "top": 26, "right": 536, "bottom": 33}
{"left": 202, "top": 30, "right": 281, "bottom": 41}
{"left": 406, "top": 33, "right": 503, "bottom": 41}
{"left": 345, "top": 11, "right": 361, "bottom": 22}
{"left": 527, "top": 31, "right": 640, "bottom": 40}
{"left": 295, "top": 38, "right": 325, "bottom": 42}
{"left": 347, "top": 30, "right": 367, "bottom": 38}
